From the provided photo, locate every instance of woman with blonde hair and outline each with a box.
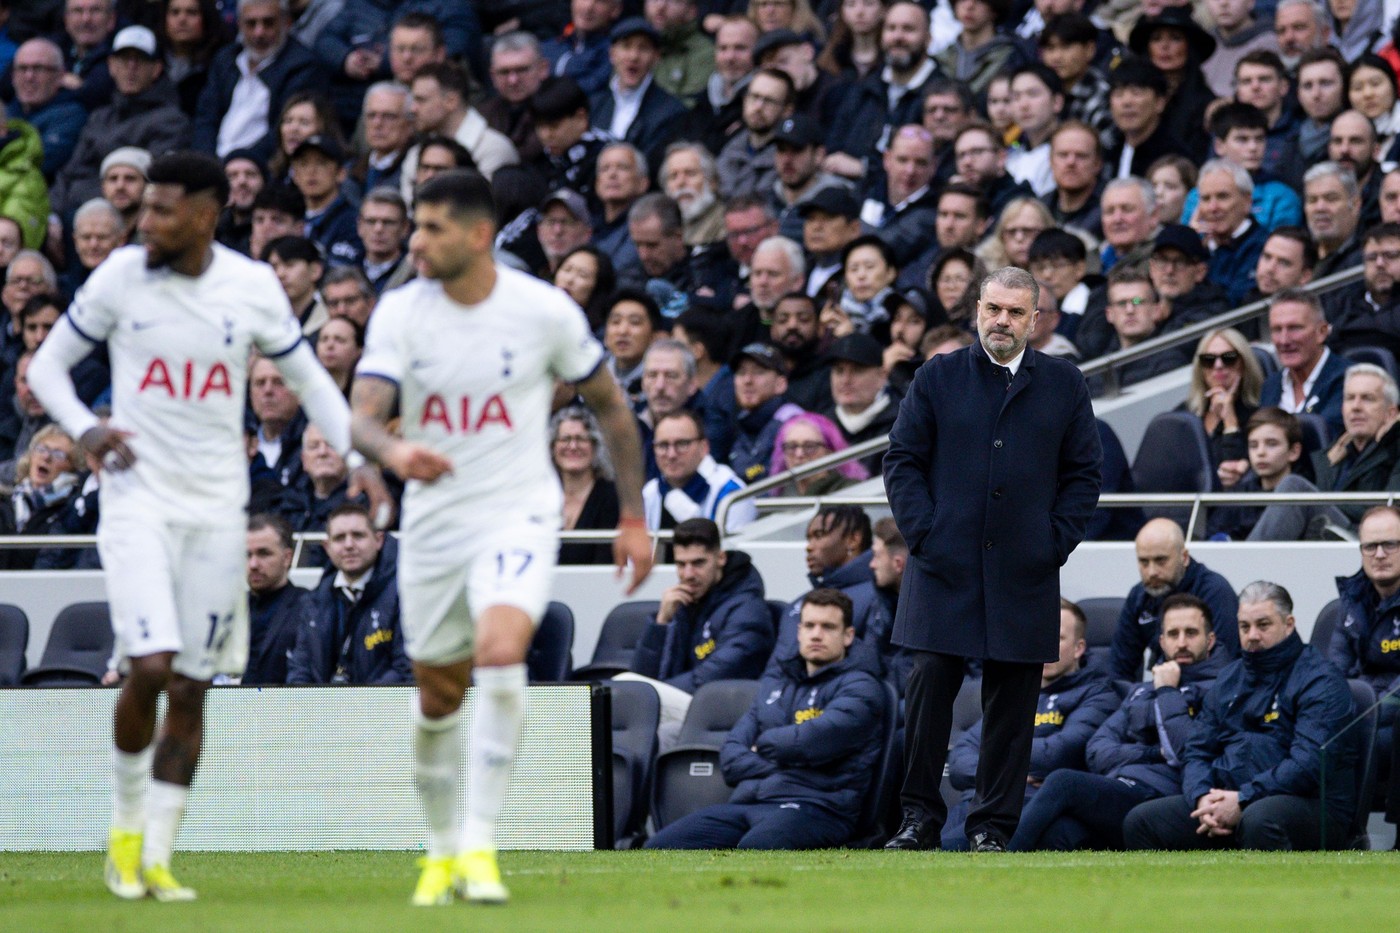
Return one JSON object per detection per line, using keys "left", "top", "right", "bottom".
{"left": 0, "top": 425, "right": 82, "bottom": 569}
{"left": 1183, "top": 327, "right": 1264, "bottom": 470}
{"left": 977, "top": 197, "right": 1055, "bottom": 271}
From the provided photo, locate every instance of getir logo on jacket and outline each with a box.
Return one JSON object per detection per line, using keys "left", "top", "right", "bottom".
{"left": 420, "top": 394, "right": 513, "bottom": 432}
{"left": 138, "top": 359, "right": 233, "bottom": 399}
{"left": 794, "top": 707, "right": 823, "bottom": 724}
{"left": 1034, "top": 710, "right": 1065, "bottom": 727}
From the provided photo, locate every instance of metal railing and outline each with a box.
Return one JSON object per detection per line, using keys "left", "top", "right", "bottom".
{"left": 1079, "top": 265, "right": 1363, "bottom": 396}
{"left": 0, "top": 492, "right": 1388, "bottom": 561}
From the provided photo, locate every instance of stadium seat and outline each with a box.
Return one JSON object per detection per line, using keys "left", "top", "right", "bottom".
{"left": 572, "top": 600, "right": 659, "bottom": 681}
{"left": 1310, "top": 599, "right": 1344, "bottom": 651}
{"left": 527, "top": 601, "right": 575, "bottom": 682}
{"left": 847, "top": 680, "right": 899, "bottom": 848}
{"left": 766, "top": 599, "right": 788, "bottom": 634}
{"left": 21, "top": 602, "right": 112, "bottom": 686}
{"left": 650, "top": 679, "right": 760, "bottom": 829}
{"left": 1131, "top": 411, "right": 1214, "bottom": 529}
{"left": 0, "top": 604, "right": 29, "bottom": 686}
{"left": 608, "top": 679, "right": 660, "bottom": 848}
{"left": 950, "top": 676, "right": 982, "bottom": 744}
{"left": 1348, "top": 346, "right": 1400, "bottom": 383}
{"left": 1077, "top": 597, "right": 1124, "bottom": 673}
{"left": 1250, "top": 346, "right": 1279, "bottom": 382}
{"left": 1343, "top": 679, "right": 1380, "bottom": 849}
{"left": 1297, "top": 412, "right": 1331, "bottom": 452}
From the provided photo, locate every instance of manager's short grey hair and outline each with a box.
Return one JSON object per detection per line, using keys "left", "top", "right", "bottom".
{"left": 1236, "top": 581, "right": 1294, "bottom": 620}
{"left": 979, "top": 266, "right": 1040, "bottom": 308}
{"left": 1304, "top": 161, "right": 1359, "bottom": 199}
{"left": 1103, "top": 175, "right": 1156, "bottom": 215}
{"left": 1199, "top": 158, "right": 1254, "bottom": 198}
{"left": 1345, "top": 362, "right": 1400, "bottom": 407}
{"left": 753, "top": 235, "right": 806, "bottom": 280}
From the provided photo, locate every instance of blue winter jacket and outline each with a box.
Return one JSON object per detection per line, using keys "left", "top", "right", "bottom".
{"left": 1108, "top": 558, "right": 1240, "bottom": 680}
{"left": 1182, "top": 632, "right": 1355, "bottom": 824}
{"left": 7, "top": 89, "right": 86, "bottom": 180}
{"left": 720, "top": 653, "right": 885, "bottom": 821}
{"left": 630, "top": 550, "right": 773, "bottom": 693}
{"left": 288, "top": 537, "right": 411, "bottom": 684}
{"left": 729, "top": 396, "right": 804, "bottom": 485}
{"left": 949, "top": 666, "right": 1119, "bottom": 791}
{"left": 1085, "top": 652, "right": 1227, "bottom": 797}
{"left": 1331, "top": 570, "right": 1400, "bottom": 725}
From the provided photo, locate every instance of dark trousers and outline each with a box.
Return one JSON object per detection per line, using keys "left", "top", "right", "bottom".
{"left": 644, "top": 802, "right": 853, "bottom": 850}
{"left": 1122, "top": 793, "right": 1335, "bottom": 851}
{"left": 900, "top": 651, "right": 1042, "bottom": 845}
{"left": 1380, "top": 722, "right": 1398, "bottom": 824}
{"left": 1007, "top": 771, "right": 1158, "bottom": 851}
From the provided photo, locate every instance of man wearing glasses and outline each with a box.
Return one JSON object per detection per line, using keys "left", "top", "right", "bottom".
{"left": 1331, "top": 505, "right": 1400, "bottom": 847}
{"left": 1147, "top": 224, "right": 1229, "bottom": 329}
{"left": 7, "top": 38, "right": 87, "bottom": 180}
{"left": 717, "top": 67, "right": 794, "bottom": 201}
{"left": 1324, "top": 222, "right": 1400, "bottom": 361}
{"left": 642, "top": 409, "right": 755, "bottom": 532}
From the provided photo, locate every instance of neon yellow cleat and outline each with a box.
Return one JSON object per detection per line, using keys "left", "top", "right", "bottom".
{"left": 454, "top": 849, "right": 508, "bottom": 905}
{"left": 410, "top": 856, "right": 457, "bottom": 906}
{"left": 104, "top": 828, "right": 146, "bottom": 900}
{"left": 142, "top": 864, "right": 197, "bottom": 902}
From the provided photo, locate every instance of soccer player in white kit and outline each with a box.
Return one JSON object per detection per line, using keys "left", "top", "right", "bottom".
{"left": 350, "top": 170, "right": 653, "bottom": 906}
{"left": 27, "top": 152, "right": 385, "bottom": 902}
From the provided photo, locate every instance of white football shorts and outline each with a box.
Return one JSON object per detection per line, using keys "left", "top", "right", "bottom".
{"left": 98, "top": 512, "right": 247, "bottom": 681}
{"left": 399, "top": 515, "right": 558, "bottom": 666}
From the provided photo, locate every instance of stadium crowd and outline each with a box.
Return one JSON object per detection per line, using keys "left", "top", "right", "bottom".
{"left": 0, "top": 0, "right": 1399, "bottom": 850}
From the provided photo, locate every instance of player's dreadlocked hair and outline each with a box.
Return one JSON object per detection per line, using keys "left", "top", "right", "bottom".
{"left": 813, "top": 505, "right": 872, "bottom": 553}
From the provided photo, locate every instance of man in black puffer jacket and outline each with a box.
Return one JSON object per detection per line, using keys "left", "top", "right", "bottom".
{"left": 645, "top": 588, "right": 885, "bottom": 849}
{"left": 624, "top": 518, "right": 774, "bottom": 749}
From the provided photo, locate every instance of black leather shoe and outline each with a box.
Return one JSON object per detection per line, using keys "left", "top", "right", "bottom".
{"left": 884, "top": 810, "right": 935, "bottom": 850}
{"left": 971, "top": 832, "right": 1005, "bottom": 852}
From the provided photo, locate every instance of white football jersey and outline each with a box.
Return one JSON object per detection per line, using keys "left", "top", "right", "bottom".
{"left": 66, "top": 244, "right": 303, "bottom": 522}
{"left": 358, "top": 266, "right": 604, "bottom": 547}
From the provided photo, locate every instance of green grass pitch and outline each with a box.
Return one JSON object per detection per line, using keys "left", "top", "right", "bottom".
{"left": 4, "top": 850, "right": 1398, "bottom": 932}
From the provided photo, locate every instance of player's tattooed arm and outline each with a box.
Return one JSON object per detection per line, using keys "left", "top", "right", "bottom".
{"left": 350, "top": 375, "right": 453, "bottom": 482}
{"left": 576, "top": 365, "right": 654, "bottom": 593}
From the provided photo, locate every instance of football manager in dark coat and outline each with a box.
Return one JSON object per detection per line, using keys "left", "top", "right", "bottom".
{"left": 883, "top": 266, "right": 1103, "bottom": 851}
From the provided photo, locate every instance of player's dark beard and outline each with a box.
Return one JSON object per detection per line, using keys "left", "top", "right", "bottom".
{"left": 145, "top": 242, "right": 177, "bottom": 270}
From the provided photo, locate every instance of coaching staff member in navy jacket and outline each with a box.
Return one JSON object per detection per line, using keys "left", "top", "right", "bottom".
{"left": 883, "top": 266, "right": 1103, "bottom": 851}
{"left": 645, "top": 588, "right": 884, "bottom": 850}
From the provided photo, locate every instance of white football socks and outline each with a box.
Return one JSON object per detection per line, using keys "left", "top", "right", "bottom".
{"left": 141, "top": 780, "right": 188, "bottom": 869}
{"left": 112, "top": 746, "right": 153, "bottom": 834}
{"left": 414, "top": 707, "right": 463, "bottom": 859}
{"left": 461, "top": 663, "right": 526, "bottom": 852}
